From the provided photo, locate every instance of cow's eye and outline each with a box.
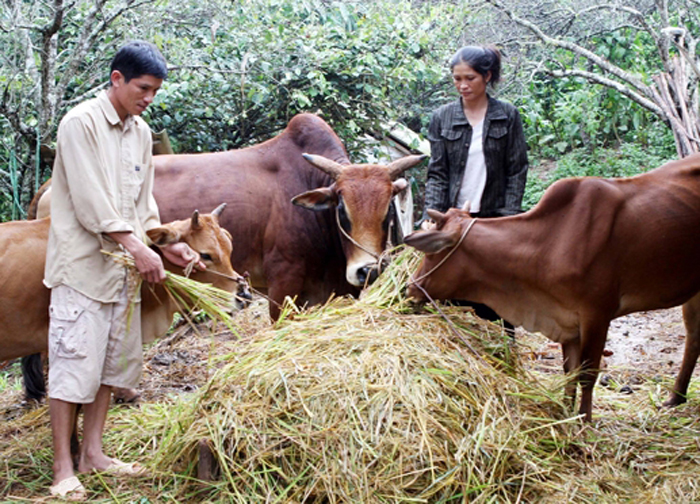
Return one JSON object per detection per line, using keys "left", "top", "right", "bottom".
{"left": 383, "top": 202, "right": 395, "bottom": 232}
{"left": 337, "top": 198, "right": 351, "bottom": 232}
{"left": 200, "top": 253, "right": 213, "bottom": 261}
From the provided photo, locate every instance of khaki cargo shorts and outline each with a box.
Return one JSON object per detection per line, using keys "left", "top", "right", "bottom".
{"left": 47, "top": 283, "right": 142, "bottom": 404}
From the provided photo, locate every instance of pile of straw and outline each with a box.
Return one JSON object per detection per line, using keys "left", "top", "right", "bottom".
{"left": 139, "top": 248, "right": 582, "bottom": 502}
{"left": 4, "top": 248, "right": 700, "bottom": 501}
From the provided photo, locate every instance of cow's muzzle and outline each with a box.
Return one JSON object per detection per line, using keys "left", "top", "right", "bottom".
{"left": 233, "top": 274, "right": 253, "bottom": 310}
{"left": 357, "top": 264, "right": 380, "bottom": 286}
{"left": 353, "top": 257, "right": 390, "bottom": 287}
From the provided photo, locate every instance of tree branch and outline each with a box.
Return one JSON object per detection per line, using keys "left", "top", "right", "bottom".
{"left": 486, "top": 0, "right": 653, "bottom": 96}
{"left": 544, "top": 67, "right": 666, "bottom": 118}
{"left": 55, "top": 0, "right": 156, "bottom": 106}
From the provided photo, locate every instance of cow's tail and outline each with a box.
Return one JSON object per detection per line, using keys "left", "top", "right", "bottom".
{"left": 21, "top": 354, "right": 46, "bottom": 402}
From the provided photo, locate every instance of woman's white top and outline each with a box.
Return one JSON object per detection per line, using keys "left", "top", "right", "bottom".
{"left": 456, "top": 119, "right": 487, "bottom": 213}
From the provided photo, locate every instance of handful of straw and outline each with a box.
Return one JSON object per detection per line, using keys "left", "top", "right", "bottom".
{"left": 102, "top": 250, "right": 238, "bottom": 333}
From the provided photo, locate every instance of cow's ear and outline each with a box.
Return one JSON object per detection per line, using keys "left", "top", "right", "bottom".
{"left": 392, "top": 178, "right": 408, "bottom": 195}
{"left": 291, "top": 187, "right": 338, "bottom": 211}
{"left": 403, "top": 229, "right": 459, "bottom": 255}
{"left": 147, "top": 226, "right": 181, "bottom": 246}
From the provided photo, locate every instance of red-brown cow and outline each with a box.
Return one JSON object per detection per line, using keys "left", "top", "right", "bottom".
{"left": 153, "top": 113, "right": 425, "bottom": 319}
{"left": 29, "top": 115, "right": 424, "bottom": 320}
{"left": 405, "top": 153, "right": 700, "bottom": 421}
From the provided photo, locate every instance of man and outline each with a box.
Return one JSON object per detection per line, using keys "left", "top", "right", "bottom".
{"left": 44, "top": 41, "right": 201, "bottom": 500}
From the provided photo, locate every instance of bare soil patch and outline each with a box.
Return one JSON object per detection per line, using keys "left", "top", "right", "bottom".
{"left": 525, "top": 306, "right": 690, "bottom": 393}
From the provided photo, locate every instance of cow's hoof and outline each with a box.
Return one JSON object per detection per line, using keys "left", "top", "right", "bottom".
{"left": 198, "top": 438, "right": 219, "bottom": 482}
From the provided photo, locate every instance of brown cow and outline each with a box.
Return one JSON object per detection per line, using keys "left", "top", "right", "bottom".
{"left": 153, "top": 113, "right": 425, "bottom": 319}
{"left": 404, "top": 153, "right": 700, "bottom": 421}
{"left": 31, "top": 115, "right": 425, "bottom": 320}
{"left": 0, "top": 206, "right": 250, "bottom": 364}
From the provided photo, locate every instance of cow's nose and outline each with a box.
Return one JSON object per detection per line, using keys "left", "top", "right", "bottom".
{"left": 234, "top": 288, "right": 253, "bottom": 309}
{"left": 357, "top": 265, "right": 380, "bottom": 286}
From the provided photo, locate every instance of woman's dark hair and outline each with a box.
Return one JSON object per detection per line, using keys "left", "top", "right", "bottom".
{"left": 449, "top": 45, "right": 501, "bottom": 86}
{"left": 110, "top": 40, "right": 168, "bottom": 83}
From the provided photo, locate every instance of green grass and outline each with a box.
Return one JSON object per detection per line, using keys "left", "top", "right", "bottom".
{"left": 0, "top": 361, "right": 24, "bottom": 394}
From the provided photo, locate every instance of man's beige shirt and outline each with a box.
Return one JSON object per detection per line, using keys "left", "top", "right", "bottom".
{"left": 44, "top": 91, "right": 161, "bottom": 303}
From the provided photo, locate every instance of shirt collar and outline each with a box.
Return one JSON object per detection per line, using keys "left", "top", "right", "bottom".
{"left": 485, "top": 96, "right": 508, "bottom": 121}
{"left": 97, "top": 90, "right": 135, "bottom": 129}
{"left": 450, "top": 95, "right": 508, "bottom": 127}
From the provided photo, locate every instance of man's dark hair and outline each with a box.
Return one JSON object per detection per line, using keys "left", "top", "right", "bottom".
{"left": 110, "top": 40, "right": 167, "bottom": 83}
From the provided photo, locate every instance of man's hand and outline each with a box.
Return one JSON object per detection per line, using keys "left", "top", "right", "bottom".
{"left": 107, "top": 231, "right": 166, "bottom": 283}
{"left": 161, "top": 242, "right": 206, "bottom": 271}
{"left": 131, "top": 245, "right": 167, "bottom": 283}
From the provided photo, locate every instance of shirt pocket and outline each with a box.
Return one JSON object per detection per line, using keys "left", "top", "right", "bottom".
{"left": 124, "top": 163, "right": 147, "bottom": 202}
{"left": 440, "top": 129, "right": 463, "bottom": 142}
{"left": 440, "top": 129, "right": 466, "bottom": 162}
{"left": 487, "top": 125, "right": 508, "bottom": 140}
{"left": 49, "top": 304, "right": 89, "bottom": 359}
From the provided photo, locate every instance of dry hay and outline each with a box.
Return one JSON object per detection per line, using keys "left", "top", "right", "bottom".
{"left": 3, "top": 248, "right": 700, "bottom": 502}
{"left": 121, "top": 249, "right": 579, "bottom": 502}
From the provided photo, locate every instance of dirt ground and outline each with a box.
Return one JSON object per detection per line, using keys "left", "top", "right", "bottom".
{"left": 526, "top": 306, "right": 689, "bottom": 388}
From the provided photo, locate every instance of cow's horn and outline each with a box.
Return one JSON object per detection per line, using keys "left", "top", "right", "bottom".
{"left": 426, "top": 209, "right": 447, "bottom": 227}
{"left": 302, "top": 153, "right": 344, "bottom": 180}
{"left": 387, "top": 154, "right": 427, "bottom": 180}
{"left": 212, "top": 203, "right": 227, "bottom": 217}
{"left": 191, "top": 209, "right": 200, "bottom": 229}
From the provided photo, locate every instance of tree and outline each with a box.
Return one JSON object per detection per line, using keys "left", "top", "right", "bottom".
{"left": 0, "top": 0, "right": 156, "bottom": 216}
{"left": 485, "top": 0, "right": 700, "bottom": 158}
{"left": 0, "top": 0, "right": 463, "bottom": 220}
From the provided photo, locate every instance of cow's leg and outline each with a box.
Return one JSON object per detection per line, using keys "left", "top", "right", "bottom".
{"left": 265, "top": 260, "right": 306, "bottom": 321}
{"left": 561, "top": 337, "right": 581, "bottom": 411}
{"left": 665, "top": 292, "right": 700, "bottom": 407}
{"left": 266, "top": 279, "right": 304, "bottom": 321}
{"left": 266, "top": 282, "right": 292, "bottom": 321}
{"left": 578, "top": 319, "right": 610, "bottom": 422}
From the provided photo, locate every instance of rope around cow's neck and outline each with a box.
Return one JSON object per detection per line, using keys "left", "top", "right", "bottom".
{"left": 181, "top": 259, "right": 268, "bottom": 305}
{"left": 335, "top": 208, "right": 382, "bottom": 260}
{"left": 334, "top": 208, "right": 395, "bottom": 284}
{"left": 408, "top": 218, "right": 477, "bottom": 285}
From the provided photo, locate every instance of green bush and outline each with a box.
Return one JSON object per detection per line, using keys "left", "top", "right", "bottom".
{"left": 523, "top": 142, "right": 676, "bottom": 210}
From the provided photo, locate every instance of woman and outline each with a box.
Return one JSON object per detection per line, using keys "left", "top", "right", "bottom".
{"left": 422, "top": 45, "right": 528, "bottom": 226}
{"left": 421, "top": 45, "right": 529, "bottom": 336}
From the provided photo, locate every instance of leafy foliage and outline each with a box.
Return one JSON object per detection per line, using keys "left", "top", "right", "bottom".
{"left": 515, "top": 26, "right": 675, "bottom": 159}
{"left": 141, "top": 0, "right": 454, "bottom": 156}
{"left": 0, "top": 0, "right": 686, "bottom": 223}
{"left": 522, "top": 143, "right": 675, "bottom": 210}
